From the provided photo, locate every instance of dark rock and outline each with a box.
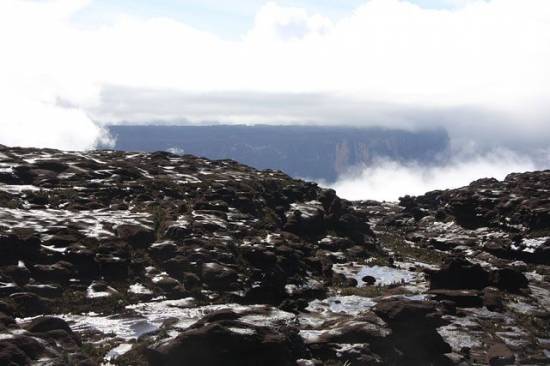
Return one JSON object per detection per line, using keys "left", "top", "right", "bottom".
{"left": 44, "top": 329, "right": 82, "bottom": 350}
{"left": 95, "top": 254, "right": 128, "bottom": 278}
{"left": 194, "top": 200, "right": 229, "bottom": 212}
{"left": 149, "top": 241, "right": 178, "bottom": 260}
{"left": 116, "top": 224, "right": 155, "bottom": 248}
{"left": 6, "top": 336, "right": 44, "bottom": 360}
{"left": 32, "top": 160, "right": 68, "bottom": 173}
{"left": 65, "top": 247, "right": 98, "bottom": 277}
{"left": 426, "top": 257, "right": 490, "bottom": 290}
{"left": 373, "top": 298, "right": 451, "bottom": 365}
{"left": 241, "top": 247, "right": 277, "bottom": 269}
{"left": 279, "top": 298, "right": 309, "bottom": 313}
{"left": 163, "top": 255, "right": 194, "bottom": 278}
{"left": 317, "top": 236, "right": 354, "bottom": 251}
{"left": 0, "top": 233, "right": 41, "bottom": 264}
{"left": 45, "top": 233, "right": 79, "bottom": 248}
{"left": 533, "top": 240, "right": 550, "bottom": 264}
{"left": 0, "top": 301, "right": 15, "bottom": 316}
{"left": 284, "top": 204, "right": 325, "bottom": 237}
{"left": 0, "top": 311, "right": 16, "bottom": 329}
{"left": 483, "top": 287, "right": 504, "bottom": 312}
{"left": 483, "top": 240, "right": 512, "bottom": 258}
{"left": 362, "top": 275, "right": 376, "bottom": 285}
{"left": 31, "top": 261, "right": 75, "bottom": 283}
{"left": 335, "top": 213, "right": 374, "bottom": 242}
{"left": 0, "top": 282, "right": 22, "bottom": 297}
{"left": 201, "top": 262, "right": 238, "bottom": 289}
{"left": 314, "top": 316, "right": 390, "bottom": 344}
{"left": 25, "top": 283, "right": 63, "bottom": 298}
{"left": 25, "top": 316, "right": 81, "bottom": 345}
{"left": 154, "top": 276, "right": 181, "bottom": 291}
{"left": 0, "top": 341, "right": 31, "bottom": 366}
{"left": 429, "top": 289, "right": 483, "bottom": 307}
{"left": 332, "top": 273, "right": 358, "bottom": 287}
{"left": 489, "top": 268, "right": 528, "bottom": 293}
{"left": 438, "top": 300, "right": 457, "bottom": 315}
{"left": 145, "top": 319, "right": 300, "bottom": 366}
{"left": 4, "top": 146, "right": 550, "bottom": 365}
{"left": 9, "top": 292, "right": 49, "bottom": 316}
{"left": 181, "top": 272, "right": 201, "bottom": 289}
{"left": 1, "top": 264, "right": 31, "bottom": 286}
{"left": 164, "top": 224, "right": 192, "bottom": 241}
{"left": 487, "top": 343, "right": 515, "bottom": 366}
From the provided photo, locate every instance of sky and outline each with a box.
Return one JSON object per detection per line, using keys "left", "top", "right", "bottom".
{"left": 1, "top": 0, "right": 549, "bottom": 149}
{"left": 0, "top": 0, "right": 549, "bottom": 199}
{"left": 72, "top": 0, "right": 462, "bottom": 38}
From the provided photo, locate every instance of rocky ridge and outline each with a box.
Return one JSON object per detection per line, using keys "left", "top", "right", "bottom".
{"left": 0, "top": 145, "right": 548, "bottom": 365}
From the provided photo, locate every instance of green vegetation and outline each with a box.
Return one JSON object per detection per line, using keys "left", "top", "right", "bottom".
{"left": 338, "top": 284, "right": 411, "bottom": 298}
{"left": 379, "top": 232, "right": 445, "bottom": 265}
{"left": 151, "top": 205, "right": 168, "bottom": 240}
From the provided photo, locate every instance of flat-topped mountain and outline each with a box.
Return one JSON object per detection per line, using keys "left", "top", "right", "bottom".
{"left": 108, "top": 125, "right": 450, "bottom": 181}
{"left": 0, "top": 145, "right": 548, "bottom": 366}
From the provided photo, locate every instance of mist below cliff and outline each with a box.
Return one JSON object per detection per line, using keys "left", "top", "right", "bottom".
{"left": 328, "top": 149, "right": 544, "bottom": 201}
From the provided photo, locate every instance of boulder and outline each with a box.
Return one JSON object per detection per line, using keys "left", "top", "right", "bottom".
{"left": 313, "top": 317, "right": 390, "bottom": 345}
{"left": 426, "top": 257, "right": 490, "bottom": 290}
{"left": 148, "top": 241, "right": 178, "bottom": 260}
{"left": 428, "top": 289, "right": 483, "bottom": 308}
{"left": 0, "top": 233, "right": 41, "bottom": 263}
{"left": 45, "top": 233, "right": 80, "bottom": 248}
{"left": 483, "top": 287, "right": 504, "bottom": 312}
{"left": 201, "top": 262, "right": 238, "bottom": 289}
{"left": 489, "top": 268, "right": 528, "bottom": 293}
{"left": 0, "top": 341, "right": 31, "bottom": 366}
{"left": 5, "top": 336, "right": 45, "bottom": 360}
{"left": 362, "top": 275, "right": 376, "bottom": 286}
{"left": 9, "top": 292, "right": 50, "bottom": 316}
{"left": 31, "top": 160, "right": 69, "bottom": 173}
{"left": 284, "top": 202, "right": 325, "bottom": 237}
{"left": 0, "top": 311, "right": 16, "bottom": 329}
{"left": 1, "top": 264, "right": 31, "bottom": 286}
{"left": 145, "top": 319, "right": 301, "bottom": 366}
{"left": 164, "top": 225, "right": 192, "bottom": 241}
{"left": 116, "top": 224, "right": 155, "bottom": 248}
{"left": 31, "top": 261, "right": 75, "bottom": 283}
{"left": 241, "top": 247, "right": 277, "bottom": 269}
{"left": 373, "top": 298, "right": 451, "bottom": 365}
{"left": 65, "top": 247, "right": 98, "bottom": 277}
{"left": 487, "top": 343, "right": 515, "bottom": 366}
{"left": 25, "top": 316, "right": 81, "bottom": 346}
{"left": 25, "top": 283, "right": 63, "bottom": 298}
{"left": 95, "top": 254, "right": 128, "bottom": 278}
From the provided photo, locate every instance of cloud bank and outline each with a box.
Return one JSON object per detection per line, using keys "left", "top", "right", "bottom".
{"left": 329, "top": 150, "right": 540, "bottom": 201}
{"left": 1, "top": 0, "right": 550, "bottom": 150}
{"left": 0, "top": 0, "right": 112, "bottom": 150}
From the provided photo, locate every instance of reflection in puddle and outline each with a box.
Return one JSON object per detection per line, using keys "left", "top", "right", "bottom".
{"left": 333, "top": 263, "right": 416, "bottom": 286}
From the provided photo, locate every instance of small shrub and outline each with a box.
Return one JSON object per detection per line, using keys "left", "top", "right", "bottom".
{"left": 151, "top": 205, "right": 168, "bottom": 239}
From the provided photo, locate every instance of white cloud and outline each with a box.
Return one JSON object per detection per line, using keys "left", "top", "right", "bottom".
{"left": 0, "top": 0, "right": 111, "bottom": 150}
{"left": 328, "top": 149, "right": 538, "bottom": 201}
{"left": 1, "top": 0, "right": 550, "bottom": 149}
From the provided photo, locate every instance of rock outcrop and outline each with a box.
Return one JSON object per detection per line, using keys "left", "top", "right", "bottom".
{"left": 0, "top": 146, "right": 549, "bottom": 365}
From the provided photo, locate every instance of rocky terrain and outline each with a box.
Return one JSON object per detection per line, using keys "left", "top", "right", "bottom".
{"left": 0, "top": 144, "right": 548, "bottom": 366}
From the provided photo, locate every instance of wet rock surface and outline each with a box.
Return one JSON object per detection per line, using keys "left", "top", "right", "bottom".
{"left": 0, "top": 146, "right": 549, "bottom": 365}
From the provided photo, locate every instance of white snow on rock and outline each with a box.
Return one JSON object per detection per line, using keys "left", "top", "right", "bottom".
{"left": 307, "top": 295, "right": 376, "bottom": 316}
